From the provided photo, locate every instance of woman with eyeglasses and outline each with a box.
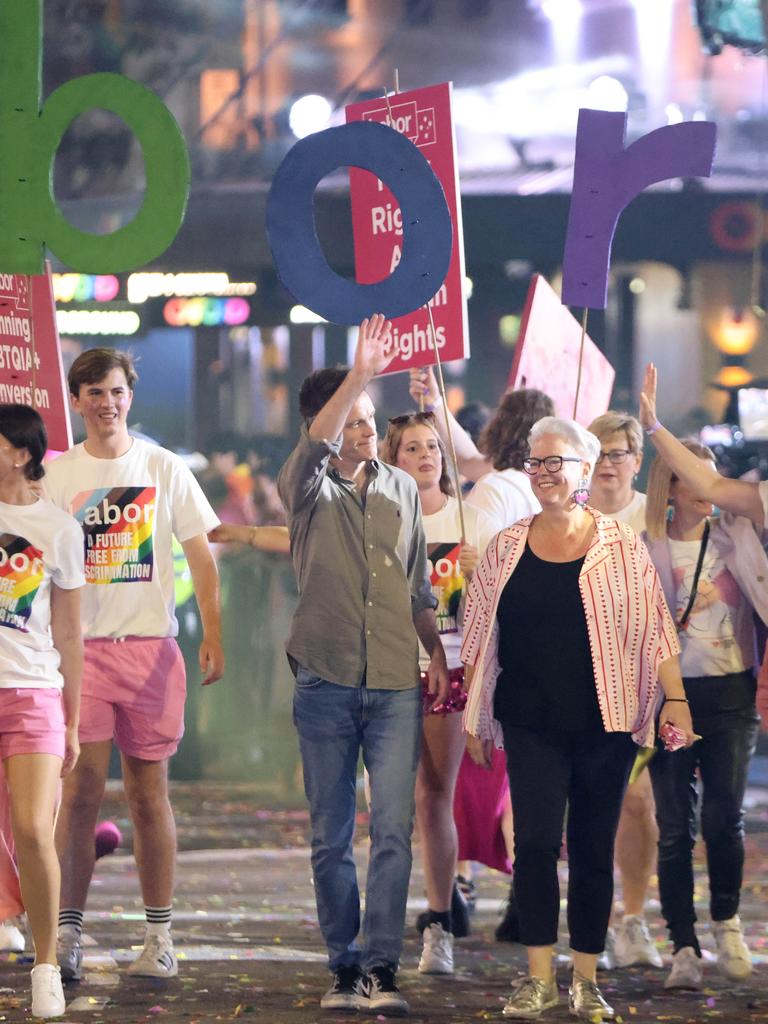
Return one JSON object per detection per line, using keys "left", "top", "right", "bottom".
{"left": 380, "top": 411, "right": 497, "bottom": 976}
{"left": 462, "top": 415, "right": 694, "bottom": 1022}
{"left": 588, "top": 412, "right": 647, "bottom": 532}
{"left": 642, "top": 441, "right": 766, "bottom": 990}
{"left": 0, "top": 405, "right": 83, "bottom": 1018}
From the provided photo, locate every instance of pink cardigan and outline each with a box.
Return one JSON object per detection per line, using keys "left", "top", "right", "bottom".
{"left": 461, "top": 509, "right": 680, "bottom": 748}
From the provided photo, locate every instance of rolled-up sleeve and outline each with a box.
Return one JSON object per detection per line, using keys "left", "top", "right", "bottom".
{"left": 277, "top": 423, "right": 340, "bottom": 517}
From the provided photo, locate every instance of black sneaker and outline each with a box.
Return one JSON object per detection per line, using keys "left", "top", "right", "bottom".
{"left": 495, "top": 882, "right": 521, "bottom": 943}
{"left": 363, "top": 966, "right": 409, "bottom": 1016}
{"left": 415, "top": 881, "right": 471, "bottom": 940}
{"left": 456, "top": 874, "right": 477, "bottom": 913}
{"left": 320, "top": 965, "right": 366, "bottom": 1011}
{"left": 451, "top": 879, "right": 471, "bottom": 938}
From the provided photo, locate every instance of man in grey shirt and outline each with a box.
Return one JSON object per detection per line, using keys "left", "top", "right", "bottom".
{"left": 278, "top": 314, "right": 449, "bottom": 1016}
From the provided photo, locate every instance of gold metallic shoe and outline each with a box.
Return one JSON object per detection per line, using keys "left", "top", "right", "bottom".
{"left": 568, "top": 974, "right": 615, "bottom": 1020}
{"left": 502, "top": 975, "right": 559, "bottom": 1019}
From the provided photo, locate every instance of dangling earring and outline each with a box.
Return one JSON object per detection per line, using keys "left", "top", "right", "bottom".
{"left": 572, "top": 476, "right": 590, "bottom": 508}
{"left": 666, "top": 500, "right": 675, "bottom": 523}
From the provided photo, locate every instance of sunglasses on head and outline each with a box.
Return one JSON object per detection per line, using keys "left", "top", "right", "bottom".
{"left": 388, "top": 411, "right": 437, "bottom": 426}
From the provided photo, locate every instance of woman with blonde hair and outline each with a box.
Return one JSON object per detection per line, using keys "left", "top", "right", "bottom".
{"left": 463, "top": 415, "right": 693, "bottom": 1021}
{"left": 586, "top": 410, "right": 660, "bottom": 970}
{"left": 380, "top": 411, "right": 496, "bottom": 975}
{"left": 642, "top": 440, "right": 767, "bottom": 990}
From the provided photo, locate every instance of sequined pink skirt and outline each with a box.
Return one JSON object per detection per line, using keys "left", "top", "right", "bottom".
{"left": 420, "top": 666, "right": 467, "bottom": 716}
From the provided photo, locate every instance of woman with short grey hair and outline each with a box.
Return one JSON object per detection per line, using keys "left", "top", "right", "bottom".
{"left": 462, "top": 416, "right": 693, "bottom": 1022}
{"left": 527, "top": 416, "right": 601, "bottom": 467}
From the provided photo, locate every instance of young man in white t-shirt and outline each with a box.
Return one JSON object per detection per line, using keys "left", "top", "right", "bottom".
{"left": 45, "top": 349, "right": 224, "bottom": 981}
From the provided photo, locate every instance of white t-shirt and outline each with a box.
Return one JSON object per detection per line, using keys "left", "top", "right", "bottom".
{"left": 602, "top": 491, "right": 647, "bottom": 534}
{"left": 0, "top": 498, "right": 84, "bottom": 688}
{"left": 420, "top": 496, "right": 497, "bottom": 671}
{"left": 45, "top": 438, "right": 219, "bottom": 639}
{"left": 669, "top": 538, "right": 749, "bottom": 677}
{"left": 466, "top": 466, "right": 540, "bottom": 532}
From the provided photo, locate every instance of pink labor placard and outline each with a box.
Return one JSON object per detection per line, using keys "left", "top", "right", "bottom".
{"left": 508, "top": 274, "right": 615, "bottom": 426}
{"left": 0, "top": 266, "right": 72, "bottom": 450}
{"left": 346, "top": 82, "right": 469, "bottom": 373}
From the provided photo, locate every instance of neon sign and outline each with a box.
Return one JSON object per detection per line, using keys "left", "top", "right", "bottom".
{"left": 52, "top": 274, "right": 120, "bottom": 303}
{"left": 128, "top": 273, "right": 257, "bottom": 304}
{"left": 163, "top": 298, "right": 250, "bottom": 327}
{"left": 56, "top": 309, "right": 141, "bottom": 336}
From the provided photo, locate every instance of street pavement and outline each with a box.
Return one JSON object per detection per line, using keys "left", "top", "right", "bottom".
{"left": 2, "top": 767, "right": 768, "bottom": 1024}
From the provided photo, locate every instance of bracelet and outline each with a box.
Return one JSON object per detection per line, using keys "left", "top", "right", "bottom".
{"left": 645, "top": 419, "right": 662, "bottom": 435}
{"left": 664, "top": 697, "right": 689, "bottom": 703}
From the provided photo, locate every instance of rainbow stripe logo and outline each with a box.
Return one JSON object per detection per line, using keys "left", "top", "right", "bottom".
{"left": 71, "top": 487, "right": 156, "bottom": 585}
{"left": 0, "top": 533, "right": 45, "bottom": 632}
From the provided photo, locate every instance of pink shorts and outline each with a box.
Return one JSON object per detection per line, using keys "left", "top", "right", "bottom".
{"left": 0, "top": 688, "right": 65, "bottom": 761}
{"left": 80, "top": 637, "right": 186, "bottom": 762}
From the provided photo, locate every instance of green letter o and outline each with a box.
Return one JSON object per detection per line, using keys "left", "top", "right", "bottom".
{"left": 37, "top": 73, "right": 190, "bottom": 273}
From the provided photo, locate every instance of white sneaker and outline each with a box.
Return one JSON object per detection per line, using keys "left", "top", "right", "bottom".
{"left": 31, "top": 964, "right": 66, "bottom": 1018}
{"left": 126, "top": 932, "right": 178, "bottom": 978}
{"left": 596, "top": 927, "right": 617, "bottom": 971}
{"left": 0, "top": 916, "right": 25, "bottom": 952}
{"left": 418, "top": 922, "right": 454, "bottom": 974}
{"left": 614, "top": 915, "right": 663, "bottom": 968}
{"left": 713, "top": 915, "right": 752, "bottom": 981}
{"left": 664, "top": 946, "right": 703, "bottom": 990}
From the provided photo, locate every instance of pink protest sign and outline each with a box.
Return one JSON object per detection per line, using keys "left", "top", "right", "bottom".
{"left": 508, "top": 275, "right": 615, "bottom": 426}
{"left": 346, "top": 82, "right": 468, "bottom": 373}
{"left": 0, "top": 267, "right": 72, "bottom": 450}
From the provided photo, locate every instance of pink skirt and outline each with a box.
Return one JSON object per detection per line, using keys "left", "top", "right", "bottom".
{"left": 453, "top": 746, "right": 512, "bottom": 874}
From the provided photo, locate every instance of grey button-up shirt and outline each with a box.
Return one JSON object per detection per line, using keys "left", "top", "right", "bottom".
{"left": 277, "top": 424, "right": 436, "bottom": 690}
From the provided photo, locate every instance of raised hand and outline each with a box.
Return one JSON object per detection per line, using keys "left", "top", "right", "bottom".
{"left": 353, "top": 314, "right": 395, "bottom": 380}
{"left": 639, "top": 362, "right": 658, "bottom": 430}
{"left": 408, "top": 365, "right": 440, "bottom": 407}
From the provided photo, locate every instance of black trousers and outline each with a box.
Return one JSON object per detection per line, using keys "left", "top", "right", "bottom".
{"left": 648, "top": 672, "right": 759, "bottom": 953}
{"left": 501, "top": 724, "right": 636, "bottom": 953}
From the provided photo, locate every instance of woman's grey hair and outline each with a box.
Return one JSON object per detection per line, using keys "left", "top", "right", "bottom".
{"left": 528, "top": 416, "right": 602, "bottom": 477}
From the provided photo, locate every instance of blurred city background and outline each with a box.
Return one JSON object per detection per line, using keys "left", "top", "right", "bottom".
{"left": 45, "top": 0, "right": 768, "bottom": 791}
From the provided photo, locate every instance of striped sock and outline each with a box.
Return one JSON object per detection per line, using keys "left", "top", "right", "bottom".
{"left": 145, "top": 905, "right": 172, "bottom": 937}
{"left": 58, "top": 909, "right": 84, "bottom": 936}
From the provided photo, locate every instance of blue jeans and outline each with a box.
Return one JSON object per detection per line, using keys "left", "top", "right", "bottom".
{"left": 292, "top": 666, "right": 422, "bottom": 972}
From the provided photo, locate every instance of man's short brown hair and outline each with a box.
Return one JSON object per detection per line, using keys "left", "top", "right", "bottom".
{"left": 68, "top": 348, "right": 138, "bottom": 397}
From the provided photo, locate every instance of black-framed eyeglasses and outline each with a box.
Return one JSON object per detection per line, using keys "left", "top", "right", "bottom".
{"left": 596, "top": 448, "right": 634, "bottom": 465}
{"left": 522, "top": 456, "right": 582, "bottom": 475}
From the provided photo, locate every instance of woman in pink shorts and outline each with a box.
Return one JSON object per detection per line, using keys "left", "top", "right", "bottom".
{"left": 381, "top": 412, "right": 496, "bottom": 976}
{"left": 0, "top": 405, "right": 83, "bottom": 1018}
